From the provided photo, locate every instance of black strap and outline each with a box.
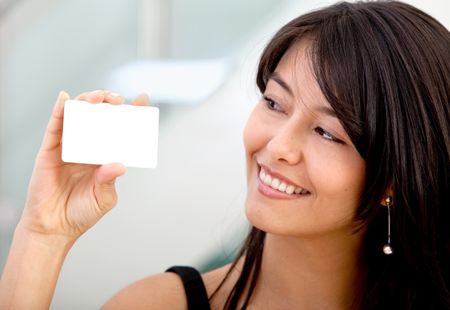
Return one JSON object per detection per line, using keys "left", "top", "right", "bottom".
{"left": 166, "top": 266, "right": 211, "bottom": 310}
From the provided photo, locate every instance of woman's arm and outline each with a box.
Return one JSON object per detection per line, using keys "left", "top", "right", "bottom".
{"left": 0, "top": 90, "right": 146, "bottom": 309}
{"left": 0, "top": 226, "right": 74, "bottom": 309}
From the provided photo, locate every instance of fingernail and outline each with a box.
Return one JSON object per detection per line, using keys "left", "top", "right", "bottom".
{"left": 109, "top": 92, "right": 121, "bottom": 97}
{"left": 137, "top": 93, "right": 150, "bottom": 101}
{"left": 91, "top": 89, "right": 103, "bottom": 94}
{"left": 57, "top": 90, "right": 69, "bottom": 102}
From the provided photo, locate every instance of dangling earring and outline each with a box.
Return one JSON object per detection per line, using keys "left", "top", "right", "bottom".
{"left": 383, "top": 196, "right": 393, "bottom": 255}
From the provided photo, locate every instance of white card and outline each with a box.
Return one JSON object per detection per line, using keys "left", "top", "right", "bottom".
{"left": 62, "top": 100, "right": 159, "bottom": 168}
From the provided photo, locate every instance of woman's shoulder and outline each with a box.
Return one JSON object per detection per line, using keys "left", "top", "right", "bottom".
{"left": 101, "top": 271, "right": 187, "bottom": 310}
{"left": 101, "top": 263, "right": 236, "bottom": 310}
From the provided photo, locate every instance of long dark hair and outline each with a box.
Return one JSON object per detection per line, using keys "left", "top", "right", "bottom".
{"left": 211, "top": 1, "right": 450, "bottom": 308}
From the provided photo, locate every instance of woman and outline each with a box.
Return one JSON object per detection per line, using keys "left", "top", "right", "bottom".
{"left": 1, "top": 1, "right": 449, "bottom": 309}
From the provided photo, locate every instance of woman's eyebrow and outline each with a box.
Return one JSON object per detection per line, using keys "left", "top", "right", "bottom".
{"left": 269, "top": 72, "right": 293, "bottom": 96}
{"left": 315, "top": 106, "right": 338, "bottom": 118}
{"left": 269, "top": 72, "right": 337, "bottom": 118}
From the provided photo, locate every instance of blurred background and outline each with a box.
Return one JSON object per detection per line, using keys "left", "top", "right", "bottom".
{"left": 0, "top": 0, "right": 448, "bottom": 309}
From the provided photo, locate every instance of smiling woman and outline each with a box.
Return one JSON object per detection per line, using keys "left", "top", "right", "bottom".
{"left": 244, "top": 40, "right": 366, "bottom": 239}
{"left": 0, "top": 1, "right": 449, "bottom": 309}
{"left": 209, "top": 1, "right": 450, "bottom": 308}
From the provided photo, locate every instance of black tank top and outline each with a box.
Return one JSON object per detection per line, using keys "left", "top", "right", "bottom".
{"left": 166, "top": 266, "right": 211, "bottom": 310}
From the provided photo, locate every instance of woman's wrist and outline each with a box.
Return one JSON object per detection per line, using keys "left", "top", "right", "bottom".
{"left": 13, "top": 221, "right": 77, "bottom": 254}
{"left": 0, "top": 221, "right": 76, "bottom": 309}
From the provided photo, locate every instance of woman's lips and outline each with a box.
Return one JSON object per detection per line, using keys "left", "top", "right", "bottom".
{"left": 256, "top": 165, "right": 311, "bottom": 199}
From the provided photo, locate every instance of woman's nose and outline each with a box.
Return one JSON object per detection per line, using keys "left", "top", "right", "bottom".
{"left": 266, "top": 123, "right": 304, "bottom": 165}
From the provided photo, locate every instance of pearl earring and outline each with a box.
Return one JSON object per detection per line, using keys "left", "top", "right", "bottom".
{"left": 383, "top": 196, "right": 393, "bottom": 255}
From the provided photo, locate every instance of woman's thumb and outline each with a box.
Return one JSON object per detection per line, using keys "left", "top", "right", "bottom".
{"left": 93, "top": 163, "right": 127, "bottom": 212}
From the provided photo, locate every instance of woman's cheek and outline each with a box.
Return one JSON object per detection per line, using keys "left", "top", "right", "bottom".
{"left": 306, "top": 143, "right": 366, "bottom": 202}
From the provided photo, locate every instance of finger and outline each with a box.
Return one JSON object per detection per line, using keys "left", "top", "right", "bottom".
{"left": 75, "top": 90, "right": 105, "bottom": 101}
{"left": 76, "top": 90, "right": 123, "bottom": 105}
{"left": 131, "top": 93, "right": 150, "bottom": 106}
{"left": 104, "top": 91, "right": 125, "bottom": 105}
{"left": 95, "top": 163, "right": 127, "bottom": 184}
{"left": 93, "top": 163, "right": 127, "bottom": 212}
{"left": 85, "top": 90, "right": 107, "bottom": 103}
{"left": 75, "top": 92, "right": 90, "bottom": 100}
{"left": 39, "top": 91, "right": 70, "bottom": 152}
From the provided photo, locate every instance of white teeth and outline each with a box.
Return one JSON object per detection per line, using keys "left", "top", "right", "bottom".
{"left": 258, "top": 167, "right": 308, "bottom": 195}
{"left": 286, "top": 185, "right": 295, "bottom": 195}
{"left": 259, "top": 169, "right": 265, "bottom": 180}
{"left": 270, "top": 178, "right": 280, "bottom": 189}
{"left": 263, "top": 174, "right": 272, "bottom": 186}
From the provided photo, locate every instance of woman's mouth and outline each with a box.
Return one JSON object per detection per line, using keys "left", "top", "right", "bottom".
{"left": 258, "top": 166, "right": 310, "bottom": 197}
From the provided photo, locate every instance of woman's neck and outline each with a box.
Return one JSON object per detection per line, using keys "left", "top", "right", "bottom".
{"left": 252, "top": 230, "right": 366, "bottom": 309}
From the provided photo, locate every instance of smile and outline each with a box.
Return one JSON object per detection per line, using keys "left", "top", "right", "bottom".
{"left": 258, "top": 167, "right": 310, "bottom": 195}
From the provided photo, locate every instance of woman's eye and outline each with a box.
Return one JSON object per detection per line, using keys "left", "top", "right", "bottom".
{"left": 263, "top": 96, "right": 283, "bottom": 112}
{"left": 314, "top": 127, "right": 343, "bottom": 144}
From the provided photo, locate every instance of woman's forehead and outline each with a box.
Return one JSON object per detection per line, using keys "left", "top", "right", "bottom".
{"left": 274, "top": 40, "right": 317, "bottom": 89}
{"left": 270, "top": 40, "right": 331, "bottom": 111}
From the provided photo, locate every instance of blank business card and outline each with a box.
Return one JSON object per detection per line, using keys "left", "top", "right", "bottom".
{"left": 62, "top": 100, "right": 159, "bottom": 168}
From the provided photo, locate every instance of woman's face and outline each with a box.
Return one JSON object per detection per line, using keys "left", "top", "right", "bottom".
{"left": 244, "top": 40, "right": 366, "bottom": 237}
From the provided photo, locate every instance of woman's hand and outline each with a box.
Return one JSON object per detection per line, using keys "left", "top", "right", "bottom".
{"left": 18, "top": 90, "right": 149, "bottom": 242}
{"left": 0, "top": 90, "right": 150, "bottom": 310}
